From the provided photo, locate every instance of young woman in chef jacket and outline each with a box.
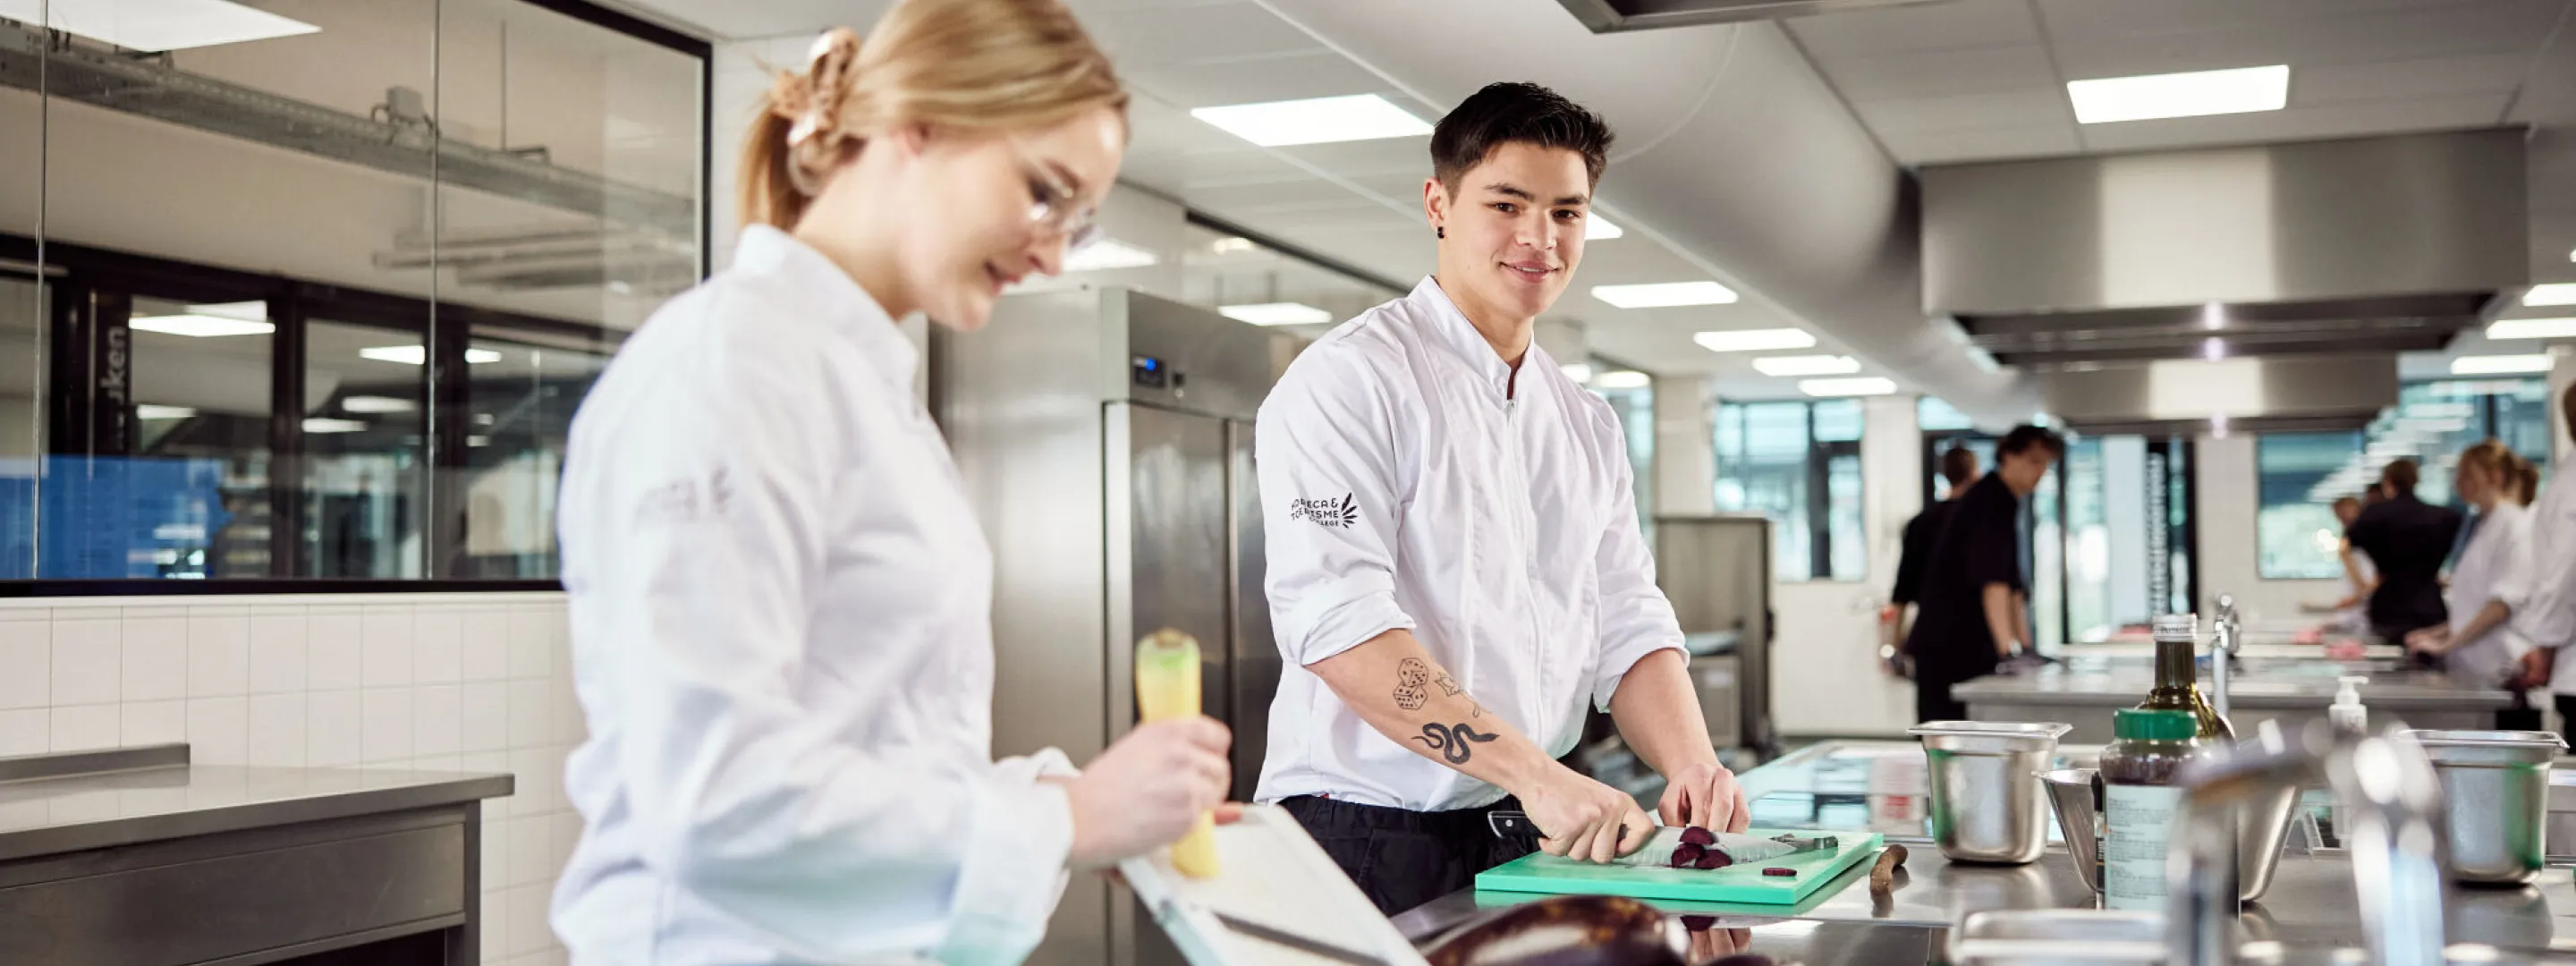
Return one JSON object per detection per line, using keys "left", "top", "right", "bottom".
{"left": 2406, "top": 441, "right": 2538, "bottom": 692}
{"left": 547, "top": 3, "right": 1231, "bottom": 964}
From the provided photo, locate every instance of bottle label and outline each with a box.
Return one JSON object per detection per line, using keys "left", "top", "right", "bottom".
{"left": 2104, "top": 784, "right": 2186, "bottom": 910}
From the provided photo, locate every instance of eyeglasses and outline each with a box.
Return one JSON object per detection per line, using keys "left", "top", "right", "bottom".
{"left": 1009, "top": 139, "right": 1100, "bottom": 251}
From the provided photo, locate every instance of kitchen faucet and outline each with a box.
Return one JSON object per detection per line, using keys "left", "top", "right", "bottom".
{"left": 2166, "top": 722, "right": 2448, "bottom": 966}
{"left": 2210, "top": 594, "right": 2241, "bottom": 724}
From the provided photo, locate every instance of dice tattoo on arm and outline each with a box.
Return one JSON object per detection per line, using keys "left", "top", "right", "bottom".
{"left": 1395, "top": 657, "right": 1431, "bottom": 711}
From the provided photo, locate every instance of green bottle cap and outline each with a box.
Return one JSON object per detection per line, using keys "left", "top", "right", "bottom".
{"left": 2114, "top": 708, "right": 2199, "bottom": 741}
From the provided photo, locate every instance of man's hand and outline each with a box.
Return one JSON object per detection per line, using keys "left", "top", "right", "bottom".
{"left": 1657, "top": 759, "right": 1750, "bottom": 833}
{"left": 2404, "top": 625, "right": 2450, "bottom": 655}
{"left": 1521, "top": 763, "right": 1655, "bottom": 863}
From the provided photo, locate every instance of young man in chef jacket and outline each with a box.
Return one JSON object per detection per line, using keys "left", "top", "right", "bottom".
{"left": 1252, "top": 81, "right": 1746, "bottom": 915}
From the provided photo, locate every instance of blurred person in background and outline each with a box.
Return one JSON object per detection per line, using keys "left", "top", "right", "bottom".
{"left": 2404, "top": 442, "right": 2536, "bottom": 722}
{"left": 2513, "top": 386, "right": 2576, "bottom": 742}
{"left": 2347, "top": 457, "right": 2464, "bottom": 648}
{"left": 1884, "top": 445, "right": 1980, "bottom": 677}
{"left": 1903, "top": 426, "right": 2063, "bottom": 723}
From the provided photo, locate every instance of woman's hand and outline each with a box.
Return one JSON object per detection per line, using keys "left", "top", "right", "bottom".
{"left": 2404, "top": 626, "right": 2450, "bottom": 655}
{"left": 1658, "top": 760, "right": 1750, "bottom": 834}
{"left": 1063, "top": 716, "right": 1231, "bottom": 868}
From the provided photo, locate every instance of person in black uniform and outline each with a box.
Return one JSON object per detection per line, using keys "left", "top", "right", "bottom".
{"left": 1904, "top": 425, "right": 2063, "bottom": 723}
{"left": 2345, "top": 458, "right": 2464, "bottom": 647}
{"left": 1885, "top": 446, "right": 1981, "bottom": 676}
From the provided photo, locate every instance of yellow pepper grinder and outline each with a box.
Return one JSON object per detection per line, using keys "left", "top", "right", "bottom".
{"left": 1134, "top": 628, "right": 1219, "bottom": 878}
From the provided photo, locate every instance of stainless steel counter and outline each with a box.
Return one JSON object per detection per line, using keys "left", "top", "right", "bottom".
{"left": 1396, "top": 740, "right": 2576, "bottom": 962}
{"left": 1954, "top": 664, "right": 2509, "bottom": 742}
{"left": 0, "top": 744, "right": 513, "bottom": 966}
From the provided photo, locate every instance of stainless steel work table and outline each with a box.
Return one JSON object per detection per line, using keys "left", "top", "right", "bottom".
{"left": 0, "top": 743, "right": 513, "bottom": 966}
{"left": 1953, "top": 660, "right": 2509, "bottom": 743}
{"left": 1393, "top": 741, "right": 2576, "bottom": 962}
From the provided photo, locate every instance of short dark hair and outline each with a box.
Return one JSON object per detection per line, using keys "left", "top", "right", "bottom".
{"left": 2561, "top": 383, "right": 2576, "bottom": 448}
{"left": 1997, "top": 424, "right": 2065, "bottom": 460}
{"left": 2382, "top": 458, "right": 2419, "bottom": 495}
{"left": 1940, "top": 446, "right": 1979, "bottom": 486}
{"left": 1431, "top": 81, "right": 1614, "bottom": 195}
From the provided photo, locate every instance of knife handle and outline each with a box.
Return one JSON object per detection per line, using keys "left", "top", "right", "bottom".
{"left": 1487, "top": 809, "right": 1544, "bottom": 844}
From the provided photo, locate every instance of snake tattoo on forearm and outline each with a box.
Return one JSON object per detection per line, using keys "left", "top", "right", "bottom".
{"left": 1411, "top": 723, "right": 1500, "bottom": 764}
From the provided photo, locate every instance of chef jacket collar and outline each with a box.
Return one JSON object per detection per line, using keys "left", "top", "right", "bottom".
{"left": 733, "top": 224, "right": 919, "bottom": 394}
{"left": 1409, "top": 276, "right": 1555, "bottom": 403}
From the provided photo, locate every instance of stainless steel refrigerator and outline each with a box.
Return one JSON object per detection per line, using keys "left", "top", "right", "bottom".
{"left": 934, "top": 286, "right": 1292, "bottom": 966}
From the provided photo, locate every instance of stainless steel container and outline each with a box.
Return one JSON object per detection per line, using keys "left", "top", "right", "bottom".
{"left": 2400, "top": 729, "right": 2565, "bottom": 886}
{"left": 2041, "top": 764, "right": 2301, "bottom": 901}
{"left": 1912, "top": 721, "right": 2074, "bottom": 864}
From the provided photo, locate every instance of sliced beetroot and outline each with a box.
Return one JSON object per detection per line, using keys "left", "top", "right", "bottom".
{"left": 1762, "top": 867, "right": 1796, "bottom": 877}
{"left": 1679, "top": 826, "right": 1716, "bottom": 847}
{"left": 1679, "top": 914, "right": 1717, "bottom": 932}
{"left": 1669, "top": 843, "right": 1706, "bottom": 868}
{"left": 1694, "top": 848, "right": 1733, "bottom": 869}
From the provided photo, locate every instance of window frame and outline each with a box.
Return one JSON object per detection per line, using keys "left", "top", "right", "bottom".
{"left": 1715, "top": 398, "right": 1866, "bottom": 582}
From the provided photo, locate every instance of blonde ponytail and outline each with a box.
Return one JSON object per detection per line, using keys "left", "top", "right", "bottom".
{"left": 740, "top": 0, "right": 1128, "bottom": 231}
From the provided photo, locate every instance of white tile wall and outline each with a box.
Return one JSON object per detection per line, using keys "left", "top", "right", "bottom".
{"left": 0, "top": 593, "right": 580, "bottom": 965}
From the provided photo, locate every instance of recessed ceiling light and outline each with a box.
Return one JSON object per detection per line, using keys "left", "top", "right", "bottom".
{"left": 1751, "top": 354, "right": 1860, "bottom": 377}
{"left": 2487, "top": 318, "right": 2576, "bottom": 340}
{"left": 1209, "top": 237, "right": 1258, "bottom": 255}
{"left": 2066, "top": 64, "right": 2289, "bottom": 124}
{"left": 1063, "top": 238, "right": 1159, "bottom": 273}
{"left": 2201, "top": 302, "right": 2225, "bottom": 330}
{"left": 8, "top": 0, "right": 322, "bottom": 52}
{"left": 1190, "top": 94, "right": 1432, "bottom": 148}
{"left": 1694, "top": 328, "right": 1816, "bottom": 353}
{"left": 136, "top": 404, "right": 197, "bottom": 419}
{"left": 301, "top": 418, "right": 368, "bottom": 434}
{"left": 1559, "top": 362, "right": 1595, "bottom": 385}
{"left": 1586, "top": 216, "right": 1624, "bottom": 241}
{"left": 1593, "top": 370, "right": 1651, "bottom": 390}
{"left": 341, "top": 395, "right": 417, "bottom": 414}
{"left": 2451, "top": 354, "right": 2555, "bottom": 375}
{"left": 129, "top": 315, "right": 275, "bottom": 337}
{"left": 2567, "top": 248, "right": 2574, "bottom": 263}
{"left": 1218, "top": 302, "right": 1333, "bottom": 326}
{"left": 360, "top": 345, "right": 503, "bottom": 365}
{"left": 1594, "top": 281, "right": 1739, "bottom": 309}
{"left": 468, "top": 435, "right": 492, "bottom": 447}
{"left": 1799, "top": 377, "right": 1899, "bottom": 397}
{"left": 2203, "top": 337, "right": 2225, "bottom": 360}
{"left": 2524, "top": 283, "right": 2576, "bottom": 307}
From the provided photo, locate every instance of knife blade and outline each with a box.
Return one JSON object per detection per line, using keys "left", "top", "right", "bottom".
{"left": 1484, "top": 811, "right": 1836, "bottom": 867}
{"left": 1211, "top": 910, "right": 1390, "bottom": 966}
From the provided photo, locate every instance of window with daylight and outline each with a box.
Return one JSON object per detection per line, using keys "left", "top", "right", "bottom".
{"left": 1714, "top": 399, "right": 1863, "bottom": 581}
{"left": 2254, "top": 379, "right": 2555, "bottom": 580}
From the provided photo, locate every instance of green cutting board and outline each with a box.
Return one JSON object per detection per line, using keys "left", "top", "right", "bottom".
{"left": 1473, "top": 829, "right": 1884, "bottom": 905}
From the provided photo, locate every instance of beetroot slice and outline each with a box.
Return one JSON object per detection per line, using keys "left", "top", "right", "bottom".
{"left": 1669, "top": 843, "right": 1706, "bottom": 868}
{"left": 1679, "top": 826, "right": 1716, "bottom": 847}
{"left": 1694, "top": 848, "right": 1733, "bottom": 869}
{"left": 1679, "top": 914, "right": 1717, "bottom": 932}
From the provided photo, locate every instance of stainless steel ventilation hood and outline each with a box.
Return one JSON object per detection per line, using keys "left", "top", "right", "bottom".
{"left": 1552, "top": 0, "right": 1957, "bottom": 31}
{"left": 2041, "top": 353, "right": 2399, "bottom": 436}
{"left": 1922, "top": 129, "right": 2529, "bottom": 372}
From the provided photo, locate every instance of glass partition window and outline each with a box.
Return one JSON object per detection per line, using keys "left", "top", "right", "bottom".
{"left": 0, "top": 0, "right": 702, "bottom": 585}
{"left": 1715, "top": 399, "right": 1863, "bottom": 581}
{"left": 2252, "top": 378, "right": 2552, "bottom": 580}
{"left": 1580, "top": 360, "right": 1654, "bottom": 534}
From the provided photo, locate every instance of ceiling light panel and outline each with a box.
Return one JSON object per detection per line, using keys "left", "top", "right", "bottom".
{"left": 1751, "top": 354, "right": 1860, "bottom": 377}
{"left": 1586, "top": 216, "right": 1624, "bottom": 241}
{"left": 1, "top": 0, "right": 322, "bottom": 52}
{"left": 1191, "top": 95, "right": 1432, "bottom": 148}
{"left": 1218, "top": 302, "right": 1334, "bottom": 326}
{"left": 1593, "top": 370, "right": 1651, "bottom": 390}
{"left": 1694, "top": 328, "right": 1816, "bottom": 353}
{"left": 2066, "top": 65, "right": 2289, "bottom": 124}
{"left": 1799, "top": 377, "right": 1899, "bottom": 397}
{"left": 2487, "top": 318, "right": 2576, "bottom": 340}
{"left": 1594, "top": 281, "right": 1738, "bottom": 309}
{"left": 2525, "top": 283, "right": 2576, "bottom": 307}
{"left": 2451, "top": 354, "right": 2555, "bottom": 375}
{"left": 360, "top": 346, "right": 503, "bottom": 365}
{"left": 1062, "top": 238, "right": 1159, "bottom": 273}
{"left": 129, "top": 315, "right": 275, "bottom": 338}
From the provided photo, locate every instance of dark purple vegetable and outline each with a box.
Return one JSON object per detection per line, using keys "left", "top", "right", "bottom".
{"left": 1669, "top": 843, "right": 1706, "bottom": 868}
{"left": 1423, "top": 894, "right": 1686, "bottom": 966}
{"left": 1707, "top": 956, "right": 1777, "bottom": 966}
{"left": 1679, "top": 826, "right": 1716, "bottom": 847}
{"left": 1761, "top": 867, "right": 1795, "bottom": 877}
{"left": 1694, "top": 849, "right": 1732, "bottom": 870}
{"left": 1678, "top": 915, "right": 1716, "bottom": 932}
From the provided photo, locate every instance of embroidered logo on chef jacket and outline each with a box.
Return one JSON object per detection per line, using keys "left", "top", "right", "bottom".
{"left": 634, "top": 467, "right": 733, "bottom": 525}
{"left": 1288, "top": 494, "right": 1360, "bottom": 529}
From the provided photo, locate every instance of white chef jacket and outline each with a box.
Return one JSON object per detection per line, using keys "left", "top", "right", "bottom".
{"left": 2514, "top": 470, "right": 2576, "bottom": 693}
{"left": 2442, "top": 500, "right": 2535, "bottom": 689}
{"left": 550, "top": 225, "right": 1075, "bottom": 966}
{"left": 1252, "top": 276, "right": 1687, "bottom": 812}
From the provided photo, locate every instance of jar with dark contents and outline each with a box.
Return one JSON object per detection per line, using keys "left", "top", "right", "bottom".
{"left": 2099, "top": 708, "right": 2210, "bottom": 911}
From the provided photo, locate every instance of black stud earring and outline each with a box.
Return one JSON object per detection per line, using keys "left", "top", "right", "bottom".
{"left": 1436, "top": 226, "right": 1445, "bottom": 239}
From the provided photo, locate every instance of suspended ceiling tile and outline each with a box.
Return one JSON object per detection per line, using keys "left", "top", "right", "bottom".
{"left": 2034, "top": 0, "right": 2553, "bottom": 43}
{"left": 2290, "top": 52, "right": 2536, "bottom": 105}
{"left": 1123, "top": 51, "right": 1397, "bottom": 109}
{"left": 2047, "top": 8, "right": 2558, "bottom": 80}
{"left": 1809, "top": 43, "right": 2063, "bottom": 102}
{"left": 1881, "top": 123, "right": 2086, "bottom": 166}
{"left": 1784, "top": 0, "right": 2042, "bottom": 55}
{"left": 1851, "top": 89, "right": 2072, "bottom": 138}
{"left": 1078, "top": 1, "right": 1326, "bottom": 70}
{"left": 2072, "top": 94, "right": 2513, "bottom": 153}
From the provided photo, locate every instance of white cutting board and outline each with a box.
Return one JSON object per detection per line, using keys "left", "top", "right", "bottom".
{"left": 1120, "top": 804, "right": 1431, "bottom": 966}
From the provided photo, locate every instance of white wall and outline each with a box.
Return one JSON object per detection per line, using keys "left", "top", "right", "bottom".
{"left": 0, "top": 593, "right": 578, "bottom": 966}
{"left": 2190, "top": 431, "right": 2340, "bottom": 623}
{"left": 1770, "top": 394, "right": 1919, "bottom": 738}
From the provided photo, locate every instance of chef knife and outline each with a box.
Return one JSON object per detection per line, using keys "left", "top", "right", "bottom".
{"left": 1485, "top": 811, "right": 1836, "bottom": 868}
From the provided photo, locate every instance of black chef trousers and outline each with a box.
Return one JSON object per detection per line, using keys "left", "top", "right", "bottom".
{"left": 1279, "top": 794, "right": 1533, "bottom": 917}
